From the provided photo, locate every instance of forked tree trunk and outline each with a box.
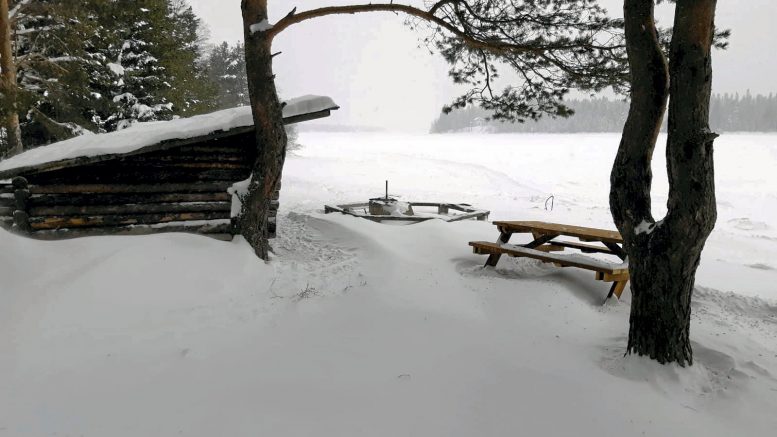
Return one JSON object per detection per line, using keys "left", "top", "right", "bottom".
{"left": 240, "top": 0, "right": 288, "bottom": 259}
{"left": 612, "top": 0, "right": 718, "bottom": 366}
{"left": 0, "top": 0, "right": 22, "bottom": 158}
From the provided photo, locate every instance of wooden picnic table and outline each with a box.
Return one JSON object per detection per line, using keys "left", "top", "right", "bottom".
{"left": 469, "top": 221, "right": 630, "bottom": 301}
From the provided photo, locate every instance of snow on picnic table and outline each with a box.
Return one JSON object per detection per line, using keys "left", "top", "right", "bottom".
{"left": 0, "top": 95, "right": 338, "bottom": 175}
{"left": 1, "top": 131, "right": 776, "bottom": 436}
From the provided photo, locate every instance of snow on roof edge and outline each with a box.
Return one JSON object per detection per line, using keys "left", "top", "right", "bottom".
{"left": 0, "top": 95, "right": 339, "bottom": 176}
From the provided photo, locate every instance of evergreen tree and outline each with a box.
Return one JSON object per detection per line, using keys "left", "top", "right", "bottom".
{"left": 159, "top": 0, "right": 217, "bottom": 116}
{"left": 2, "top": 0, "right": 218, "bottom": 147}
{"left": 206, "top": 41, "right": 250, "bottom": 110}
{"left": 430, "top": 94, "right": 777, "bottom": 134}
{"left": 105, "top": 0, "right": 174, "bottom": 130}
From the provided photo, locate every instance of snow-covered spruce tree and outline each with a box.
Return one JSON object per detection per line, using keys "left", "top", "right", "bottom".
{"left": 3, "top": 0, "right": 216, "bottom": 138}
{"left": 0, "top": 0, "right": 22, "bottom": 158}
{"left": 206, "top": 41, "right": 250, "bottom": 110}
{"left": 103, "top": 0, "right": 174, "bottom": 131}
{"left": 2, "top": 0, "right": 96, "bottom": 149}
{"left": 237, "top": 0, "right": 626, "bottom": 260}
{"left": 203, "top": 39, "right": 299, "bottom": 150}
{"left": 157, "top": 0, "right": 217, "bottom": 117}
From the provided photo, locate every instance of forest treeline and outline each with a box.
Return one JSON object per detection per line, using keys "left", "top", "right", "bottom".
{"left": 0, "top": 0, "right": 263, "bottom": 150}
{"left": 430, "top": 93, "right": 777, "bottom": 133}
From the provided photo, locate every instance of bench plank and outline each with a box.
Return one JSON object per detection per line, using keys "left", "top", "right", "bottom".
{"left": 470, "top": 241, "right": 629, "bottom": 275}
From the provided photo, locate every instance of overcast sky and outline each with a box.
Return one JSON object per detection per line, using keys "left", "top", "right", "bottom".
{"left": 189, "top": 0, "right": 777, "bottom": 132}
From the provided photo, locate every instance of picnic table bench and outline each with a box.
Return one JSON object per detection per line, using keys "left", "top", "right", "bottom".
{"left": 469, "top": 221, "right": 630, "bottom": 301}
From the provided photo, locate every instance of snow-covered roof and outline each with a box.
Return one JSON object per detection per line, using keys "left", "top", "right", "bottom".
{"left": 0, "top": 95, "right": 339, "bottom": 178}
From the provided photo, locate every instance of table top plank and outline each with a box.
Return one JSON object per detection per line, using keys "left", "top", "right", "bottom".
{"left": 493, "top": 221, "right": 623, "bottom": 244}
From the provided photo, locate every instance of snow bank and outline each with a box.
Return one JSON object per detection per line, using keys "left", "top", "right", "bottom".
{"left": 1, "top": 132, "right": 776, "bottom": 436}
{"left": 0, "top": 95, "right": 338, "bottom": 175}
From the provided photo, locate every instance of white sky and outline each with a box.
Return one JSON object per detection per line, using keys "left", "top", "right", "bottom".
{"left": 189, "top": 0, "right": 777, "bottom": 132}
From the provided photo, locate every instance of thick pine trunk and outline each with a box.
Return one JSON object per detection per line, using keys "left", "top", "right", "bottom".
{"left": 240, "top": 0, "right": 288, "bottom": 259}
{"left": 0, "top": 0, "right": 22, "bottom": 158}
{"left": 612, "top": 0, "right": 718, "bottom": 366}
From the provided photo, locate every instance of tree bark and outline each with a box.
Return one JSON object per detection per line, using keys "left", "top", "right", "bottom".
{"left": 612, "top": 0, "right": 718, "bottom": 366}
{"left": 240, "top": 0, "right": 288, "bottom": 259}
{"left": 0, "top": 0, "right": 22, "bottom": 158}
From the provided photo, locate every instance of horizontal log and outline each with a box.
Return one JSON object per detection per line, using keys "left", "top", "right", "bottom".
{"left": 0, "top": 206, "right": 13, "bottom": 216}
{"left": 29, "top": 222, "right": 234, "bottom": 241}
{"left": 30, "top": 182, "right": 234, "bottom": 195}
{"left": 110, "top": 161, "right": 251, "bottom": 170}
{"left": 30, "top": 211, "right": 230, "bottom": 230}
{"left": 124, "top": 154, "right": 248, "bottom": 164}
{"left": 30, "top": 192, "right": 232, "bottom": 207}
{"left": 30, "top": 202, "right": 232, "bottom": 217}
{"left": 0, "top": 197, "right": 14, "bottom": 207}
{"left": 173, "top": 145, "right": 249, "bottom": 155}
{"left": 27, "top": 168, "right": 251, "bottom": 185}
{"left": 0, "top": 216, "right": 12, "bottom": 228}
{"left": 0, "top": 185, "right": 14, "bottom": 195}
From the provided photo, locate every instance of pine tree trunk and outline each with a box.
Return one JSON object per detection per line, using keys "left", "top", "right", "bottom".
{"left": 612, "top": 0, "right": 718, "bottom": 366}
{"left": 0, "top": 0, "right": 22, "bottom": 158}
{"left": 240, "top": 0, "right": 288, "bottom": 259}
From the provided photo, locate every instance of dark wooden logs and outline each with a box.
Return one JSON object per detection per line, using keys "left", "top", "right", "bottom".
{"left": 29, "top": 222, "right": 234, "bottom": 241}
{"left": 30, "top": 211, "right": 229, "bottom": 230}
{"left": 26, "top": 167, "right": 251, "bottom": 185}
{"left": 29, "top": 182, "right": 234, "bottom": 195}
{"left": 29, "top": 202, "right": 231, "bottom": 217}
{"left": 30, "top": 192, "right": 231, "bottom": 207}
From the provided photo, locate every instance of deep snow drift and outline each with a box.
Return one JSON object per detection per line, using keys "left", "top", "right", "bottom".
{"left": 1, "top": 132, "right": 776, "bottom": 436}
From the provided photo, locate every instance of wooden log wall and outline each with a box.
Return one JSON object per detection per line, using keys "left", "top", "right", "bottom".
{"left": 13, "top": 131, "right": 260, "bottom": 241}
{"left": 23, "top": 181, "right": 234, "bottom": 240}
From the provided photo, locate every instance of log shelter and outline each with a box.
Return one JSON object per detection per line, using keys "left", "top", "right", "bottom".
{"left": 0, "top": 97, "right": 339, "bottom": 241}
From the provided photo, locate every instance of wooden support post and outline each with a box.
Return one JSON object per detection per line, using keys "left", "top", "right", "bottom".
{"left": 606, "top": 280, "right": 629, "bottom": 302}
{"left": 485, "top": 232, "right": 512, "bottom": 267}
{"left": 12, "top": 176, "right": 31, "bottom": 233}
{"left": 267, "top": 216, "right": 277, "bottom": 239}
{"left": 438, "top": 204, "right": 449, "bottom": 215}
{"left": 603, "top": 242, "right": 627, "bottom": 260}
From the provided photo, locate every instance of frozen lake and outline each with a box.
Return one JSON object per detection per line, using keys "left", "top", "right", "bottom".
{"left": 285, "top": 131, "right": 777, "bottom": 300}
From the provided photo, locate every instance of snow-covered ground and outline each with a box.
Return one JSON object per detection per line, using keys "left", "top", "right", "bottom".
{"left": 1, "top": 132, "right": 776, "bottom": 436}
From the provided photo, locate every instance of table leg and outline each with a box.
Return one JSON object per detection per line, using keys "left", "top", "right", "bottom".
{"left": 605, "top": 280, "right": 629, "bottom": 302}
{"left": 524, "top": 234, "right": 558, "bottom": 249}
{"left": 485, "top": 231, "right": 512, "bottom": 267}
{"left": 604, "top": 242, "right": 627, "bottom": 260}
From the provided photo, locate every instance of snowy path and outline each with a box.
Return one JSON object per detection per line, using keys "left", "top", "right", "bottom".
{"left": 1, "top": 132, "right": 776, "bottom": 436}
